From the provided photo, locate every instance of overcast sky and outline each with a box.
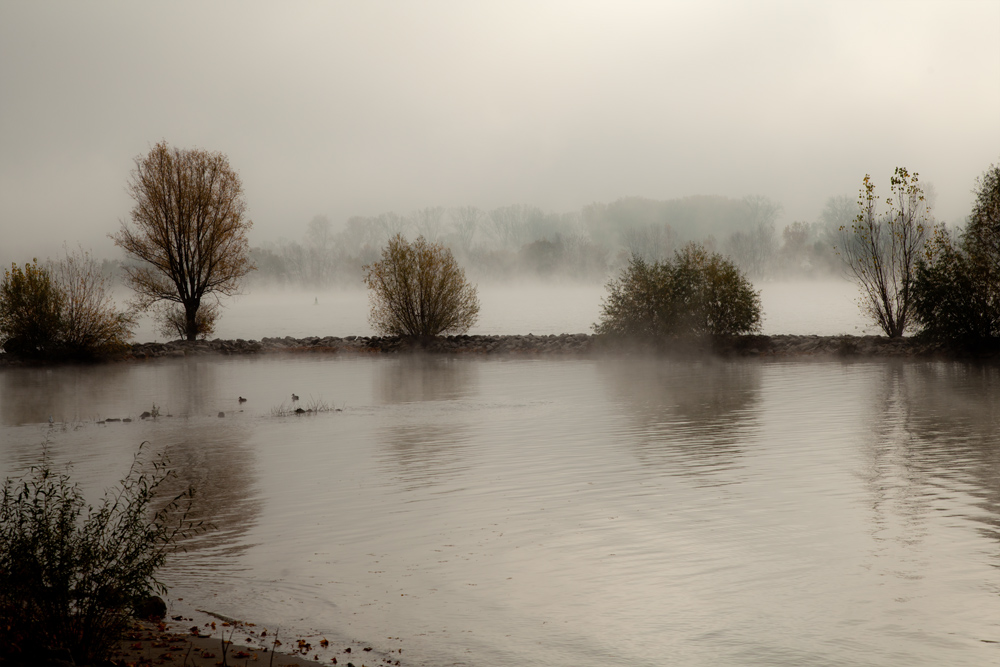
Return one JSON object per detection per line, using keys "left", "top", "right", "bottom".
{"left": 1, "top": 1, "right": 998, "bottom": 265}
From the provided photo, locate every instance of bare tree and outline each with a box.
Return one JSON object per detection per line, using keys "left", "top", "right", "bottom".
{"left": 777, "top": 222, "right": 812, "bottom": 273}
{"left": 449, "top": 206, "right": 485, "bottom": 252}
{"left": 818, "top": 195, "right": 858, "bottom": 249}
{"left": 112, "top": 142, "right": 254, "bottom": 340}
{"left": 54, "top": 245, "right": 134, "bottom": 354}
{"left": 305, "top": 215, "right": 333, "bottom": 284}
{"left": 411, "top": 206, "right": 447, "bottom": 243}
{"left": 374, "top": 212, "right": 410, "bottom": 243}
{"left": 838, "top": 168, "right": 929, "bottom": 337}
{"left": 725, "top": 195, "right": 780, "bottom": 277}
{"left": 342, "top": 216, "right": 381, "bottom": 258}
{"left": 622, "top": 222, "right": 675, "bottom": 263}
{"left": 486, "top": 204, "right": 540, "bottom": 249}
{"left": 743, "top": 194, "right": 782, "bottom": 229}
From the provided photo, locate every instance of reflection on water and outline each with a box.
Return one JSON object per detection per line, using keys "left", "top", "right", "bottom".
{"left": 0, "top": 363, "right": 133, "bottom": 426}
{"left": 2, "top": 355, "right": 1000, "bottom": 667}
{"left": 601, "top": 358, "right": 761, "bottom": 483}
{"left": 862, "top": 363, "right": 1000, "bottom": 556}
{"left": 159, "top": 360, "right": 222, "bottom": 418}
{"left": 156, "top": 419, "right": 262, "bottom": 578}
{"left": 374, "top": 355, "right": 477, "bottom": 404}
{"left": 378, "top": 422, "right": 473, "bottom": 492}
{"left": 374, "top": 357, "right": 478, "bottom": 489}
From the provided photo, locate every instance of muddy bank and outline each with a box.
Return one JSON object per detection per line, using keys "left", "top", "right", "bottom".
{"left": 115, "top": 333, "right": 961, "bottom": 360}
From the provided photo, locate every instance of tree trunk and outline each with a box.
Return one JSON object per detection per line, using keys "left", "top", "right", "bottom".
{"left": 184, "top": 301, "right": 200, "bottom": 341}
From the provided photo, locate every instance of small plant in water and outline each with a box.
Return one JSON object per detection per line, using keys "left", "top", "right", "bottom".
{"left": 270, "top": 396, "right": 334, "bottom": 417}
{"left": 0, "top": 442, "right": 202, "bottom": 664}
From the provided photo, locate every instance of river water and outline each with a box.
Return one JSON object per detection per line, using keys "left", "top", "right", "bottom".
{"left": 2, "top": 353, "right": 999, "bottom": 666}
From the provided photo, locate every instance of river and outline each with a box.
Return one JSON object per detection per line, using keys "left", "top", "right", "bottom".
{"left": 2, "top": 351, "right": 999, "bottom": 666}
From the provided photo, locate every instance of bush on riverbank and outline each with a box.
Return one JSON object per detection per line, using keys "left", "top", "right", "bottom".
{"left": 0, "top": 445, "right": 200, "bottom": 665}
{"left": 0, "top": 259, "right": 63, "bottom": 357}
{"left": 0, "top": 249, "right": 134, "bottom": 360}
{"left": 912, "top": 162, "right": 1000, "bottom": 349}
{"left": 594, "top": 243, "right": 761, "bottom": 338}
{"left": 363, "top": 234, "right": 480, "bottom": 336}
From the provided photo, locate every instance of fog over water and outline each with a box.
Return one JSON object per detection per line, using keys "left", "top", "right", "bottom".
{"left": 127, "top": 280, "right": 874, "bottom": 343}
{"left": 2, "top": 2, "right": 999, "bottom": 267}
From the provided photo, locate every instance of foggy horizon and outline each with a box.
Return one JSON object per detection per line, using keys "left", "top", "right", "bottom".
{"left": 2, "top": 1, "right": 999, "bottom": 268}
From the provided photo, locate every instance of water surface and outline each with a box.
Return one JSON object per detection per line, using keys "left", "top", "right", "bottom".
{"left": 2, "top": 355, "right": 998, "bottom": 666}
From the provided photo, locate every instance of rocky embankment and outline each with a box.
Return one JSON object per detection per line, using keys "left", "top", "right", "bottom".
{"left": 120, "top": 333, "right": 956, "bottom": 361}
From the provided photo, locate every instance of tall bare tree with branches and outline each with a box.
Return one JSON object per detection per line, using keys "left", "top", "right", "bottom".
{"left": 112, "top": 142, "right": 254, "bottom": 340}
{"left": 838, "top": 167, "right": 928, "bottom": 337}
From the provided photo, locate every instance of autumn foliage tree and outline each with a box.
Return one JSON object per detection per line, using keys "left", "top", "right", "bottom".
{"left": 838, "top": 168, "right": 929, "bottom": 338}
{"left": 594, "top": 243, "right": 761, "bottom": 338}
{"left": 912, "top": 162, "right": 1000, "bottom": 345}
{"left": 113, "top": 142, "right": 254, "bottom": 340}
{"left": 363, "top": 234, "right": 480, "bottom": 336}
{"left": 0, "top": 260, "right": 63, "bottom": 357}
{"left": 0, "top": 251, "right": 134, "bottom": 358}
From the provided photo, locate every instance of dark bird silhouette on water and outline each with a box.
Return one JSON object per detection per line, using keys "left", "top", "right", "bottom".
{"left": 291, "top": 393, "right": 299, "bottom": 402}
{"left": 238, "top": 396, "right": 247, "bottom": 403}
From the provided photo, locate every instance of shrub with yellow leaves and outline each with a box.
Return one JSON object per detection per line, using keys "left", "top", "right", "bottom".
{"left": 363, "top": 234, "right": 480, "bottom": 337}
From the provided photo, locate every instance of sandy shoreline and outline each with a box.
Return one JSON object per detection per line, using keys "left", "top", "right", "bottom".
{"left": 113, "top": 606, "right": 401, "bottom": 667}
{"left": 115, "top": 621, "right": 324, "bottom": 667}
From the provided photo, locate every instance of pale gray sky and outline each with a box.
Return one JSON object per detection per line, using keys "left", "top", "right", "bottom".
{"left": 1, "top": 0, "right": 998, "bottom": 264}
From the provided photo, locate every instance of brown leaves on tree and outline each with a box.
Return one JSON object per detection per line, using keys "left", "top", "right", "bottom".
{"left": 112, "top": 141, "right": 254, "bottom": 341}
{"left": 363, "top": 234, "right": 480, "bottom": 337}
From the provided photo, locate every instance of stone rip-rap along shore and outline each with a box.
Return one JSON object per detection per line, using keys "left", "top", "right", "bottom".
{"left": 116, "top": 333, "right": 960, "bottom": 360}
{"left": 0, "top": 333, "right": 978, "bottom": 366}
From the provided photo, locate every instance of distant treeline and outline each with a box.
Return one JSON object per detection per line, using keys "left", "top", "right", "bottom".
{"left": 246, "top": 195, "right": 859, "bottom": 287}
{"left": 83, "top": 195, "right": 858, "bottom": 288}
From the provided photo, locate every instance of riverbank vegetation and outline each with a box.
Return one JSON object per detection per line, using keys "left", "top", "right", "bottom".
{"left": 837, "top": 168, "right": 929, "bottom": 338}
{"left": 0, "top": 445, "right": 200, "bottom": 665}
{"left": 833, "top": 161, "right": 1000, "bottom": 351}
{"left": 594, "top": 243, "right": 761, "bottom": 338}
{"left": 912, "top": 162, "right": 1000, "bottom": 348}
{"left": 363, "top": 234, "right": 480, "bottom": 337}
{"left": 5, "top": 158, "right": 1000, "bottom": 359}
{"left": 0, "top": 248, "right": 134, "bottom": 360}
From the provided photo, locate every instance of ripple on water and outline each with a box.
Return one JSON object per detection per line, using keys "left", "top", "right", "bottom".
{"left": 2, "top": 355, "right": 1000, "bottom": 667}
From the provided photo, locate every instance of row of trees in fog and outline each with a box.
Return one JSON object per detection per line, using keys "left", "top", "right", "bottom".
{"left": 2, "top": 138, "right": 998, "bottom": 357}
{"left": 250, "top": 194, "right": 859, "bottom": 287}
{"left": 7, "top": 140, "right": 869, "bottom": 355}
